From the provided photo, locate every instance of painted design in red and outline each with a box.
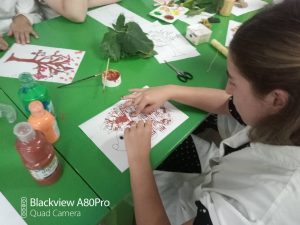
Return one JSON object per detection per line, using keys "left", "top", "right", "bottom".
{"left": 104, "top": 102, "right": 172, "bottom": 137}
{"left": 5, "top": 50, "right": 74, "bottom": 80}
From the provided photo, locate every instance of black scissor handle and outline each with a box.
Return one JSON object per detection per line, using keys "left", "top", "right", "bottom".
{"left": 177, "top": 72, "right": 193, "bottom": 82}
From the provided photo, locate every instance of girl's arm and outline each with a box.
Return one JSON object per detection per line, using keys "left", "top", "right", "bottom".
{"left": 123, "top": 85, "right": 231, "bottom": 116}
{"left": 125, "top": 121, "right": 171, "bottom": 225}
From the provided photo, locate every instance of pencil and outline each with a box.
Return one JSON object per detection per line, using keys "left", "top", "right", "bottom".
{"left": 103, "top": 58, "right": 110, "bottom": 91}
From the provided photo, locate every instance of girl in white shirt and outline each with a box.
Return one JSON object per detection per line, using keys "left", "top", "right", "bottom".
{"left": 0, "top": 0, "right": 42, "bottom": 50}
{"left": 122, "top": 0, "right": 300, "bottom": 224}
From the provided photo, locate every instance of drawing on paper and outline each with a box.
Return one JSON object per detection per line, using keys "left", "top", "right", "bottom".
{"left": 102, "top": 102, "right": 172, "bottom": 151}
{"left": 0, "top": 44, "right": 85, "bottom": 84}
{"left": 79, "top": 98, "right": 188, "bottom": 172}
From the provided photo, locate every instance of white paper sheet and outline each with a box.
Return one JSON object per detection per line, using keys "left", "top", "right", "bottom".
{"left": 179, "top": 12, "right": 214, "bottom": 25}
{"left": 87, "top": 4, "right": 152, "bottom": 29}
{"left": 231, "top": 0, "right": 268, "bottom": 16}
{"left": 88, "top": 4, "right": 199, "bottom": 63}
{"left": 225, "top": 20, "right": 242, "bottom": 47}
{"left": 0, "top": 192, "right": 27, "bottom": 225}
{"left": 146, "top": 23, "right": 200, "bottom": 63}
{"left": 79, "top": 100, "right": 188, "bottom": 172}
{"left": 0, "top": 44, "right": 85, "bottom": 84}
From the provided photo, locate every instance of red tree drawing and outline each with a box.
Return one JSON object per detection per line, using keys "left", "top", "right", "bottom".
{"left": 104, "top": 102, "right": 172, "bottom": 136}
{"left": 5, "top": 50, "right": 74, "bottom": 80}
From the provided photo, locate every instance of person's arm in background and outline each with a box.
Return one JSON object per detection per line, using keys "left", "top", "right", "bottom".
{"left": 0, "top": 35, "right": 9, "bottom": 51}
{"left": 43, "top": 0, "right": 88, "bottom": 23}
{"left": 88, "top": 0, "right": 120, "bottom": 8}
{"left": 44, "top": 0, "right": 119, "bottom": 23}
{"left": 8, "top": 0, "right": 42, "bottom": 44}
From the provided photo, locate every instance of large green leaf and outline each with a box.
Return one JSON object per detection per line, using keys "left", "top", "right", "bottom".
{"left": 100, "top": 31, "right": 122, "bottom": 61}
{"left": 121, "top": 22, "right": 154, "bottom": 56}
{"left": 100, "top": 14, "right": 155, "bottom": 61}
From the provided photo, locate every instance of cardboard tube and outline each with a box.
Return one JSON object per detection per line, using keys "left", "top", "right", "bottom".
{"left": 211, "top": 39, "right": 228, "bottom": 57}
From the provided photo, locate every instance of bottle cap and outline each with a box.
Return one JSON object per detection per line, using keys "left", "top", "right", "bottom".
{"left": 29, "top": 101, "right": 45, "bottom": 117}
{"left": 13, "top": 122, "right": 36, "bottom": 143}
{"left": 19, "top": 73, "right": 35, "bottom": 87}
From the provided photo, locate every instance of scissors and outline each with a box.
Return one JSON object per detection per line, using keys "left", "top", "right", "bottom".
{"left": 164, "top": 61, "right": 193, "bottom": 83}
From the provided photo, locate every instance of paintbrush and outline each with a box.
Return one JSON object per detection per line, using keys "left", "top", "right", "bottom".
{"left": 57, "top": 73, "right": 102, "bottom": 88}
{"left": 102, "top": 58, "right": 110, "bottom": 91}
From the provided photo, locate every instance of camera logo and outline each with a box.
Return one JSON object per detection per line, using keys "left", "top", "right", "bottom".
{"left": 20, "top": 197, "right": 27, "bottom": 218}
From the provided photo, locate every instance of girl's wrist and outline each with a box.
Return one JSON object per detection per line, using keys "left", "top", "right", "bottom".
{"left": 164, "top": 84, "right": 177, "bottom": 100}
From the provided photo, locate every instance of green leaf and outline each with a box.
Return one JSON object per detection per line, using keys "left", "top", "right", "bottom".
{"left": 121, "top": 22, "right": 154, "bottom": 57}
{"left": 100, "top": 31, "right": 122, "bottom": 61}
{"left": 112, "top": 14, "right": 126, "bottom": 31}
{"left": 100, "top": 14, "right": 155, "bottom": 61}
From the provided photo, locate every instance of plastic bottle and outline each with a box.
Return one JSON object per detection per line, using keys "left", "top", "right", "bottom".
{"left": 28, "top": 101, "right": 60, "bottom": 144}
{"left": 220, "top": 0, "right": 235, "bottom": 16}
{"left": 0, "top": 103, "right": 17, "bottom": 123}
{"left": 13, "top": 122, "right": 62, "bottom": 185}
{"left": 18, "top": 73, "right": 55, "bottom": 115}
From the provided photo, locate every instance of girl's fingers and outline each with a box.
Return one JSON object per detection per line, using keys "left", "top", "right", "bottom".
{"left": 142, "top": 105, "right": 157, "bottom": 114}
{"left": 25, "top": 32, "right": 30, "bottom": 43}
{"left": 14, "top": 32, "right": 21, "bottom": 44}
{"left": 128, "top": 88, "right": 144, "bottom": 93}
{"left": 30, "top": 30, "right": 39, "bottom": 39}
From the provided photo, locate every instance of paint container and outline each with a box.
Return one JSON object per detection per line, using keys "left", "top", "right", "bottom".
{"left": 18, "top": 73, "right": 55, "bottom": 116}
{"left": 28, "top": 100, "right": 60, "bottom": 144}
{"left": 14, "top": 122, "right": 62, "bottom": 185}
{"left": 149, "top": 5, "right": 188, "bottom": 23}
{"left": 102, "top": 69, "right": 121, "bottom": 88}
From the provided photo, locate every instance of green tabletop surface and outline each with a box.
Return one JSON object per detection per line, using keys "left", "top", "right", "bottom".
{"left": 0, "top": 0, "right": 271, "bottom": 210}
{"left": 0, "top": 88, "right": 109, "bottom": 225}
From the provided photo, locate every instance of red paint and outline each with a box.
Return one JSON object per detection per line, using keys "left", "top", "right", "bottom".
{"left": 115, "top": 114, "right": 129, "bottom": 124}
{"left": 164, "top": 15, "right": 174, "bottom": 20}
{"left": 104, "top": 69, "right": 120, "bottom": 81}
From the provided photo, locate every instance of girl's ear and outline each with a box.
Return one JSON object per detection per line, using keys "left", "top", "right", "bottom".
{"left": 267, "top": 89, "right": 289, "bottom": 114}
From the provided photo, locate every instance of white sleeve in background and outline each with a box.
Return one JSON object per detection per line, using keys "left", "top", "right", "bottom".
{"left": 0, "top": 0, "right": 17, "bottom": 34}
{"left": 16, "top": 0, "right": 42, "bottom": 25}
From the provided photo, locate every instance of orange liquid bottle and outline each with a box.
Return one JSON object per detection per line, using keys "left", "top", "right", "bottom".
{"left": 28, "top": 100, "right": 60, "bottom": 144}
{"left": 14, "top": 122, "right": 62, "bottom": 185}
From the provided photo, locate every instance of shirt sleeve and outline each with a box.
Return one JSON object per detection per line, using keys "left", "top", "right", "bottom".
{"left": 16, "top": 0, "right": 42, "bottom": 25}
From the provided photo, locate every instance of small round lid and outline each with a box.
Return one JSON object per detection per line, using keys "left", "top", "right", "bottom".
{"left": 13, "top": 122, "right": 36, "bottom": 142}
{"left": 19, "top": 73, "right": 35, "bottom": 85}
{"left": 29, "top": 101, "right": 45, "bottom": 117}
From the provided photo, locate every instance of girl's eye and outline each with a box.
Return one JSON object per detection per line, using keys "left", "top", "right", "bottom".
{"left": 229, "top": 80, "right": 235, "bottom": 86}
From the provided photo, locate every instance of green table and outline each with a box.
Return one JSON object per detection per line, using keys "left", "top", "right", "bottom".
{"left": 0, "top": 88, "right": 109, "bottom": 225}
{"left": 0, "top": 0, "right": 271, "bottom": 223}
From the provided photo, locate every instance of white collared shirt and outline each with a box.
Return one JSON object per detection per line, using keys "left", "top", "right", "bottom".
{"left": 0, "top": 0, "right": 42, "bottom": 34}
{"left": 155, "top": 126, "right": 300, "bottom": 225}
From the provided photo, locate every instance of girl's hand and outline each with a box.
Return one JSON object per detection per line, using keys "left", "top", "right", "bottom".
{"left": 122, "top": 86, "right": 172, "bottom": 116}
{"left": 8, "top": 15, "right": 39, "bottom": 45}
{"left": 124, "top": 120, "right": 152, "bottom": 164}
{"left": 0, "top": 36, "right": 8, "bottom": 51}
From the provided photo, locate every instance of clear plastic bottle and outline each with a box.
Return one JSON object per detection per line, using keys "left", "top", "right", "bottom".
{"left": 18, "top": 73, "right": 55, "bottom": 115}
{"left": 0, "top": 103, "right": 17, "bottom": 123}
{"left": 13, "top": 122, "right": 62, "bottom": 185}
{"left": 28, "top": 100, "right": 60, "bottom": 144}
